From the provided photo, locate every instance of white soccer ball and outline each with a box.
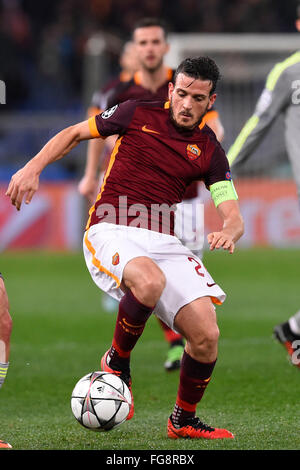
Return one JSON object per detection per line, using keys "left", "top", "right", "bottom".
{"left": 71, "top": 371, "right": 131, "bottom": 431}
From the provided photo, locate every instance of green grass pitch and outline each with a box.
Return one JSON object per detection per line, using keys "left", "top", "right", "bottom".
{"left": 0, "top": 248, "right": 299, "bottom": 451}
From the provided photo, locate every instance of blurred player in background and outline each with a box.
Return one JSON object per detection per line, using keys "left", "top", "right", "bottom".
{"left": 6, "top": 56, "right": 244, "bottom": 439}
{"left": 0, "top": 273, "right": 13, "bottom": 449}
{"left": 227, "top": 4, "right": 300, "bottom": 369}
{"left": 78, "top": 17, "right": 224, "bottom": 371}
{"left": 79, "top": 40, "right": 139, "bottom": 200}
{"left": 79, "top": 41, "right": 139, "bottom": 316}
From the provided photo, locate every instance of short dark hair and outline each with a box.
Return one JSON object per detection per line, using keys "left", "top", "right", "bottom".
{"left": 174, "top": 56, "right": 221, "bottom": 95}
{"left": 132, "top": 17, "right": 169, "bottom": 39}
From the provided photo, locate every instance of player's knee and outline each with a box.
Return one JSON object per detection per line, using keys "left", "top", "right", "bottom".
{"left": 123, "top": 257, "right": 166, "bottom": 306}
{"left": 139, "top": 273, "right": 166, "bottom": 305}
{"left": 189, "top": 324, "right": 219, "bottom": 360}
{"left": 204, "top": 325, "right": 220, "bottom": 348}
{"left": 0, "top": 282, "right": 9, "bottom": 313}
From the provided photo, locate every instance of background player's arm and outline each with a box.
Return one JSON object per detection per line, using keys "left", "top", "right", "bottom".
{"left": 6, "top": 120, "right": 95, "bottom": 210}
{"left": 205, "top": 114, "right": 224, "bottom": 142}
{"left": 207, "top": 199, "right": 244, "bottom": 254}
{"left": 227, "top": 69, "right": 291, "bottom": 167}
{"left": 78, "top": 134, "right": 119, "bottom": 204}
{"left": 78, "top": 137, "right": 106, "bottom": 203}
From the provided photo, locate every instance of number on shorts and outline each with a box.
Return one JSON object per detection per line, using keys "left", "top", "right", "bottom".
{"left": 188, "top": 257, "right": 205, "bottom": 277}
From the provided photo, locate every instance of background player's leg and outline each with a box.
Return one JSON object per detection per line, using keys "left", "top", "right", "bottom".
{"left": 0, "top": 276, "right": 12, "bottom": 387}
{"left": 274, "top": 310, "right": 300, "bottom": 368}
{"left": 0, "top": 275, "right": 13, "bottom": 449}
{"left": 157, "top": 318, "right": 185, "bottom": 371}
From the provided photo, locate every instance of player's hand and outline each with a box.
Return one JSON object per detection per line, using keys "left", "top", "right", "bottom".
{"left": 6, "top": 163, "right": 40, "bottom": 211}
{"left": 78, "top": 175, "right": 98, "bottom": 205}
{"left": 207, "top": 231, "right": 235, "bottom": 254}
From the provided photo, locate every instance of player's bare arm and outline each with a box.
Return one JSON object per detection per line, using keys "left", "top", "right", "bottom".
{"left": 78, "top": 137, "right": 106, "bottom": 204}
{"left": 6, "top": 120, "right": 94, "bottom": 211}
{"left": 207, "top": 199, "right": 244, "bottom": 254}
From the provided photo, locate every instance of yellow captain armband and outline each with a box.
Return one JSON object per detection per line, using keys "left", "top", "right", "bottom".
{"left": 209, "top": 179, "right": 238, "bottom": 207}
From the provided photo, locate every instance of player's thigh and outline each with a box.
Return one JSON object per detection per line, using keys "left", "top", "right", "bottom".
{"left": 83, "top": 224, "right": 149, "bottom": 299}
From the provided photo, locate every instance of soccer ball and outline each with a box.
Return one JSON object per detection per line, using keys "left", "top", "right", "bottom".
{"left": 71, "top": 371, "right": 131, "bottom": 431}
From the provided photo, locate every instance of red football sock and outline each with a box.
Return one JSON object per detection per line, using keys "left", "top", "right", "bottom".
{"left": 172, "top": 351, "right": 216, "bottom": 426}
{"left": 108, "top": 290, "right": 154, "bottom": 366}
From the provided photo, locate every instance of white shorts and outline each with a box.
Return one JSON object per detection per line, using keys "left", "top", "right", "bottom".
{"left": 83, "top": 223, "right": 226, "bottom": 330}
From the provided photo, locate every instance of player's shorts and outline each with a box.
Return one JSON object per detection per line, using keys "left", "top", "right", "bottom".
{"left": 83, "top": 223, "right": 226, "bottom": 331}
{"left": 174, "top": 196, "right": 204, "bottom": 253}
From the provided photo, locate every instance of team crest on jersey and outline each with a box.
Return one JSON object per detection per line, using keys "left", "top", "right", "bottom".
{"left": 186, "top": 144, "right": 201, "bottom": 161}
{"left": 112, "top": 252, "right": 120, "bottom": 266}
{"left": 101, "top": 104, "right": 118, "bottom": 119}
{"left": 225, "top": 171, "right": 232, "bottom": 180}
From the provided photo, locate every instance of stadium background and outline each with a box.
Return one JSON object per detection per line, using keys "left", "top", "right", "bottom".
{"left": 0, "top": 0, "right": 300, "bottom": 452}
{"left": 1, "top": 0, "right": 300, "bottom": 250}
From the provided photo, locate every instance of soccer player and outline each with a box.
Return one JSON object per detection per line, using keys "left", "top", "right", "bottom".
{"left": 6, "top": 56, "right": 244, "bottom": 439}
{"left": 80, "top": 41, "right": 140, "bottom": 316}
{"left": 78, "top": 17, "right": 225, "bottom": 371}
{"left": 0, "top": 273, "right": 13, "bottom": 449}
{"left": 227, "top": 4, "right": 300, "bottom": 369}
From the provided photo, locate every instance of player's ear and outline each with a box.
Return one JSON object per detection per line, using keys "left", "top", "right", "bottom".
{"left": 168, "top": 81, "right": 174, "bottom": 100}
{"left": 208, "top": 93, "right": 217, "bottom": 110}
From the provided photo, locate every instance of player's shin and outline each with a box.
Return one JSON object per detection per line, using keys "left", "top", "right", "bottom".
{"left": 107, "top": 289, "right": 155, "bottom": 369}
{"left": 171, "top": 351, "right": 216, "bottom": 426}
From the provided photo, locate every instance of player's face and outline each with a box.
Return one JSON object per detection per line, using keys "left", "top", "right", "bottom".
{"left": 169, "top": 73, "right": 216, "bottom": 131}
{"left": 133, "top": 26, "right": 169, "bottom": 72}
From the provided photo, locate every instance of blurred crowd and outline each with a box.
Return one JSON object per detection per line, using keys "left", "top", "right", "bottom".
{"left": 0, "top": 0, "right": 299, "bottom": 110}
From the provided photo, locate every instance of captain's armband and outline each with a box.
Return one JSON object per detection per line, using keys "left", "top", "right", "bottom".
{"left": 209, "top": 180, "right": 238, "bottom": 207}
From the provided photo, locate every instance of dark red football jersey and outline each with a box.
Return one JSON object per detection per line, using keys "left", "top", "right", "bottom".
{"left": 89, "top": 68, "right": 220, "bottom": 201}
{"left": 86, "top": 100, "right": 230, "bottom": 236}
{"left": 91, "top": 69, "right": 174, "bottom": 111}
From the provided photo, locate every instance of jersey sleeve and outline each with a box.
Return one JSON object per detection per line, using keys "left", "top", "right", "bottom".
{"left": 88, "top": 100, "right": 137, "bottom": 139}
{"left": 227, "top": 66, "right": 291, "bottom": 167}
{"left": 205, "top": 143, "right": 238, "bottom": 207}
{"left": 205, "top": 142, "right": 231, "bottom": 186}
